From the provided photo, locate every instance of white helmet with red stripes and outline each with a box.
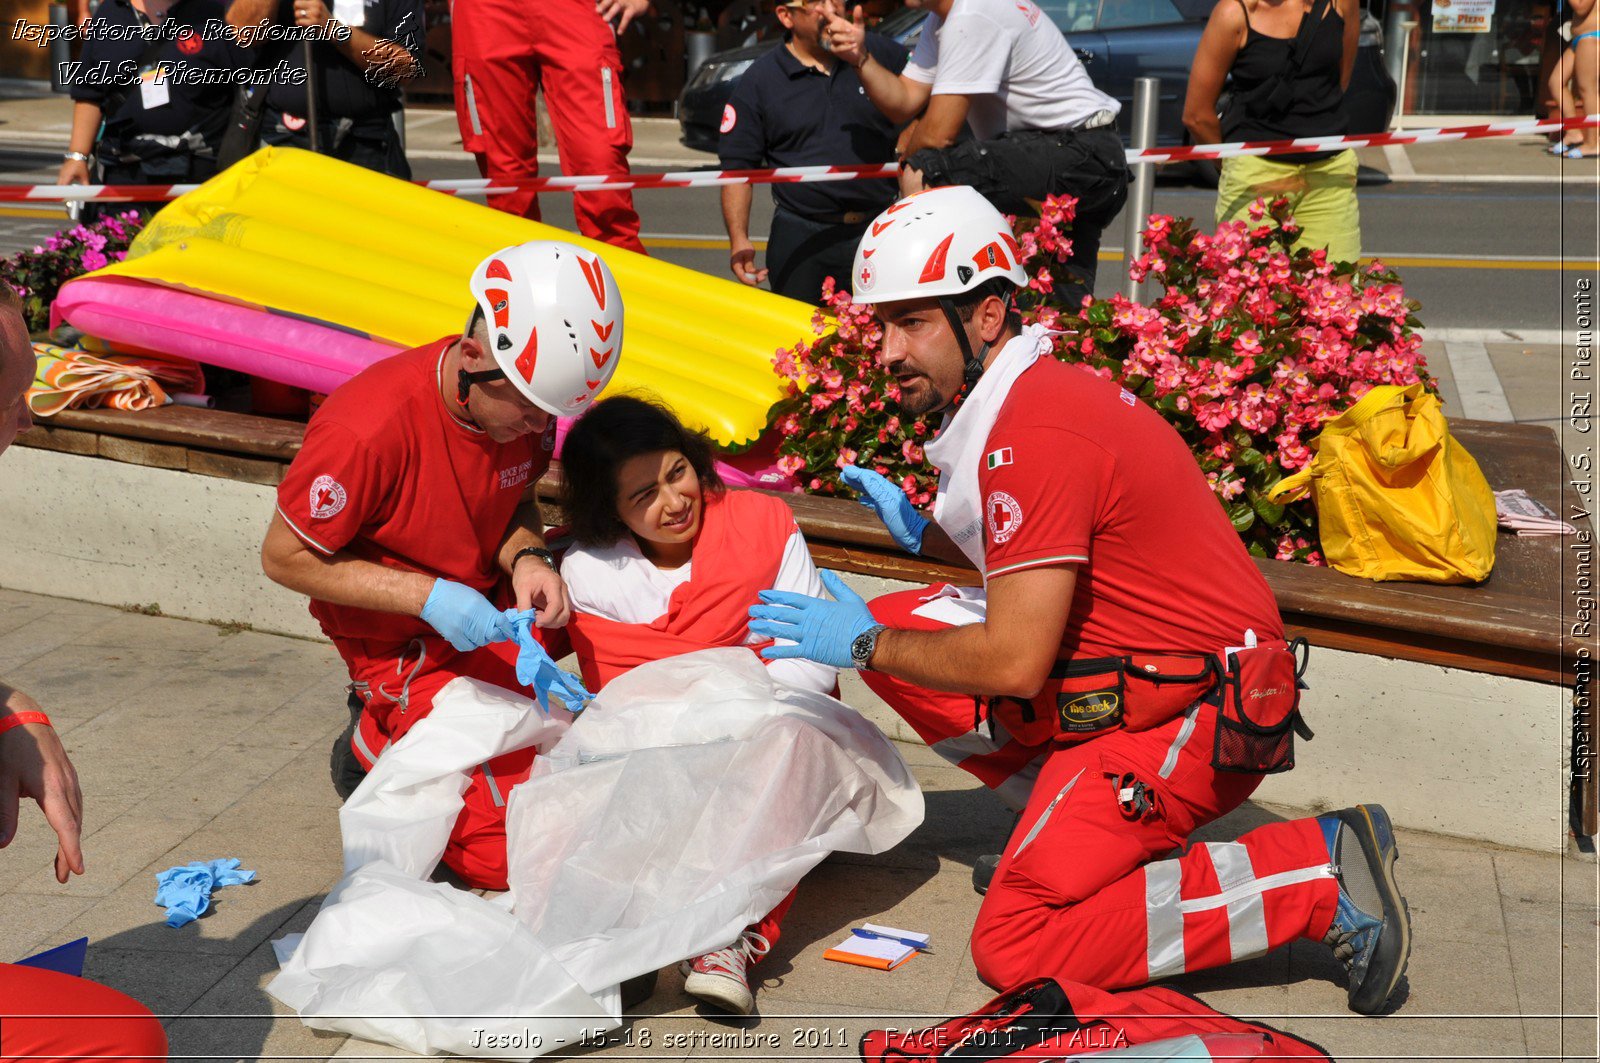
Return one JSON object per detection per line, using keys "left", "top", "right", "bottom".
{"left": 850, "top": 185, "right": 1027, "bottom": 304}
{"left": 468, "top": 241, "right": 624, "bottom": 419}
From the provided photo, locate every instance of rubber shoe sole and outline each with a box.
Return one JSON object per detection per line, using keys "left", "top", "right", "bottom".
{"left": 1339, "top": 804, "right": 1411, "bottom": 1015}
{"left": 681, "top": 965, "right": 754, "bottom": 1016}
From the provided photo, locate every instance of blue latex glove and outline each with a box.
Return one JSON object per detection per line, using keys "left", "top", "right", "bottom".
{"left": 841, "top": 464, "right": 929, "bottom": 555}
{"left": 512, "top": 615, "right": 594, "bottom": 715}
{"left": 420, "top": 579, "right": 517, "bottom": 652}
{"left": 154, "top": 858, "right": 256, "bottom": 928}
{"left": 747, "top": 569, "right": 878, "bottom": 670}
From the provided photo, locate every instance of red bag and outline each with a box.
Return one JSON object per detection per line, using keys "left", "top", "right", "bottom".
{"left": 858, "top": 977, "right": 1331, "bottom": 1062}
{"left": 1213, "top": 638, "right": 1313, "bottom": 775}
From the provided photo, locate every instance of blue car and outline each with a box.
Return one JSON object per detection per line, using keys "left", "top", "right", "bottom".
{"left": 678, "top": 0, "right": 1395, "bottom": 159}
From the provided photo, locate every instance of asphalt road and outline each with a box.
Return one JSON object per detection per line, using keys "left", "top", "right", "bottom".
{"left": 1, "top": 145, "right": 1594, "bottom": 334}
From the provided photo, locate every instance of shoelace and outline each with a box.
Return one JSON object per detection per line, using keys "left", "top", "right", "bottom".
{"left": 694, "top": 931, "right": 772, "bottom": 978}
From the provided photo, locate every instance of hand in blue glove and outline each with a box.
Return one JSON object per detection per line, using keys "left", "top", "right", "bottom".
{"left": 420, "top": 579, "right": 517, "bottom": 652}
{"left": 512, "top": 615, "right": 594, "bottom": 715}
{"left": 840, "top": 464, "right": 928, "bottom": 555}
{"left": 747, "top": 569, "right": 878, "bottom": 670}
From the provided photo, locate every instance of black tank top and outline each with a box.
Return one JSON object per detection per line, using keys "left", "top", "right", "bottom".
{"left": 1228, "top": 0, "right": 1347, "bottom": 160}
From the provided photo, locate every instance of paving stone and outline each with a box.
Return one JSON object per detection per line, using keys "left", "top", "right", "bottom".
{"left": 0, "top": 600, "right": 136, "bottom": 672}
{"left": 243, "top": 678, "right": 359, "bottom": 755}
{"left": 82, "top": 945, "right": 245, "bottom": 1018}
{"left": 248, "top": 742, "right": 350, "bottom": 811}
{"left": 1383, "top": 842, "right": 1505, "bottom": 945}
{"left": 0, "top": 890, "right": 99, "bottom": 959}
{"left": 12, "top": 803, "right": 216, "bottom": 898}
{"left": 164, "top": 899, "right": 349, "bottom": 1062}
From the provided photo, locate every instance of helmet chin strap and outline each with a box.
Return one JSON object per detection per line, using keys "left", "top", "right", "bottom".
{"left": 935, "top": 291, "right": 1012, "bottom": 412}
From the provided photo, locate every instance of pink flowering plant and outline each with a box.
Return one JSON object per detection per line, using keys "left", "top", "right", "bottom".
{"left": 768, "top": 195, "right": 1433, "bottom": 564}
{"left": 1, "top": 212, "right": 144, "bottom": 333}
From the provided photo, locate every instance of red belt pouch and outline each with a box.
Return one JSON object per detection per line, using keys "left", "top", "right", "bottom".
{"left": 1121, "top": 653, "right": 1220, "bottom": 731}
{"left": 1213, "top": 638, "right": 1312, "bottom": 774}
{"left": 985, "top": 656, "right": 1126, "bottom": 747}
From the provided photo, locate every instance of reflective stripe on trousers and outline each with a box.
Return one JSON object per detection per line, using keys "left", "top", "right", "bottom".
{"left": 1145, "top": 844, "right": 1333, "bottom": 979}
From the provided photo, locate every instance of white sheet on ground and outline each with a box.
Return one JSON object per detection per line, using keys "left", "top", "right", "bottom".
{"left": 267, "top": 648, "right": 924, "bottom": 1059}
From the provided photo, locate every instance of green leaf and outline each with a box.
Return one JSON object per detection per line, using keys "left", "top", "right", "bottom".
{"left": 1249, "top": 490, "right": 1286, "bottom": 526}
{"left": 1236, "top": 447, "right": 1267, "bottom": 470}
{"left": 1225, "top": 499, "right": 1256, "bottom": 532}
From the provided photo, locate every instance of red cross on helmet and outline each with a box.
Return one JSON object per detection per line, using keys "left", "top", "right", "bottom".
{"left": 468, "top": 240, "right": 625, "bottom": 419}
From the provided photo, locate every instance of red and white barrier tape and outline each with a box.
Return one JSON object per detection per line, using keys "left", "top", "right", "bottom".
{"left": 4, "top": 115, "right": 1596, "bottom": 204}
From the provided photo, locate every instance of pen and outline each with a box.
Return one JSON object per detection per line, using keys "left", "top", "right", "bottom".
{"left": 851, "top": 927, "right": 933, "bottom": 953}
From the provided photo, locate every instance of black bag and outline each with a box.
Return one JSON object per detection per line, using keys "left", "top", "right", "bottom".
{"left": 1218, "top": 0, "right": 1332, "bottom": 139}
{"left": 216, "top": 82, "right": 271, "bottom": 169}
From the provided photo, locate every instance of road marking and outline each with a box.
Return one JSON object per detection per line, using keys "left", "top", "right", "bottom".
{"left": 1421, "top": 327, "right": 1564, "bottom": 344}
{"left": 1443, "top": 340, "right": 1516, "bottom": 421}
{"left": 0, "top": 205, "right": 66, "bottom": 220}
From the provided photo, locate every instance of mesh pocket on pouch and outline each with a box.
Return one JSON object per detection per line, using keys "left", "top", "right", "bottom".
{"left": 1211, "top": 639, "right": 1309, "bottom": 775}
{"left": 1213, "top": 712, "right": 1297, "bottom": 774}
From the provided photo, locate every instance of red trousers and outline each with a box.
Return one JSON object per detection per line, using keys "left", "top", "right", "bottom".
{"left": 340, "top": 627, "right": 570, "bottom": 891}
{"left": 864, "top": 586, "right": 1341, "bottom": 992}
{"left": 450, "top": 0, "right": 645, "bottom": 252}
{"left": 0, "top": 964, "right": 167, "bottom": 1061}
{"left": 861, "top": 587, "right": 1052, "bottom": 809}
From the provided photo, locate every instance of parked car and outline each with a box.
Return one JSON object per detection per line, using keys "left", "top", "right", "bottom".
{"left": 678, "top": 1, "right": 1395, "bottom": 157}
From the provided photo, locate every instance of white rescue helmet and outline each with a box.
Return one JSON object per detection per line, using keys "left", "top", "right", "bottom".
{"left": 850, "top": 185, "right": 1027, "bottom": 305}
{"left": 467, "top": 240, "right": 624, "bottom": 419}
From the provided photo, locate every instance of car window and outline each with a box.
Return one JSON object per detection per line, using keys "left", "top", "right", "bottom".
{"left": 1096, "top": 0, "right": 1188, "bottom": 30}
{"left": 1037, "top": 0, "right": 1100, "bottom": 33}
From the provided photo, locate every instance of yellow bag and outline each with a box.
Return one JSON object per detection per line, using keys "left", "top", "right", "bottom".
{"left": 1265, "top": 384, "right": 1497, "bottom": 583}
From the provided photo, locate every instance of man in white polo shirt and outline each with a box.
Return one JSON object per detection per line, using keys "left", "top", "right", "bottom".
{"left": 826, "top": 0, "right": 1129, "bottom": 306}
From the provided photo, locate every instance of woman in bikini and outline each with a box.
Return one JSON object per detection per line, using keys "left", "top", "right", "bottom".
{"left": 557, "top": 395, "right": 836, "bottom": 1017}
{"left": 1550, "top": 0, "right": 1599, "bottom": 157}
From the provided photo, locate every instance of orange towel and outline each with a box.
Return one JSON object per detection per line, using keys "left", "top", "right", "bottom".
{"left": 27, "top": 343, "right": 205, "bottom": 417}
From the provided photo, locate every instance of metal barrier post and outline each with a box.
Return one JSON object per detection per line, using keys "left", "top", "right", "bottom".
{"left": 1123, "top": 77, "right": 1159, "bottom": 303}
{"left": 48, "top": 4, "right": 70, "bottom": 94}
{"left": 1392, "top": 20, "right": 1418, "bottom": 130}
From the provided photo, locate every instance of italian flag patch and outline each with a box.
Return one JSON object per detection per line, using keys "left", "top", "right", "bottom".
{"left": 986, "top": 447, "right": 1013, "bottom": 470}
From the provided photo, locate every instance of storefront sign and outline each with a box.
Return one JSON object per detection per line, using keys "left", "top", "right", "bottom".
{"left": 1432, "top": 0, "right": 1495, "bottom": 34}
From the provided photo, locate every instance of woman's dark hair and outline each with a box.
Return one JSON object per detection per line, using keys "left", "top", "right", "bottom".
{"left": 561, "top": 395, "right": 724, "bottom": 546}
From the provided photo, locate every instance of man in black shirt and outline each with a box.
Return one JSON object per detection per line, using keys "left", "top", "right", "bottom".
{"left": 226, "top": 0, "right": 424, "bottom": 177}
{"left": 58, "top": 0, "right": 252, "bottom": 197}
{"left": 718, "top": 0, "right": 906, "bottom": 305}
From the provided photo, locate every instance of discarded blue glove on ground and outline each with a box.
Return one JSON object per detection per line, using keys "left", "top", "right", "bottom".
{"left": 154, "top": 858, "right": 256, "bottom": 928}
{"left": 512, "top": 615, "right": 594, "bottom": 715}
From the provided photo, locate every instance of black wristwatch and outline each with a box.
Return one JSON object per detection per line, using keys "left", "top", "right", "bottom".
{"left": 850, "top": 624, "right": 887, "bottom": 670}
{"left": 512, "top": 546, "right": 556, "bottom": 571}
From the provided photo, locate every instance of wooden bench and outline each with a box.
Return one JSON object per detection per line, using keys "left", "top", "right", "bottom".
{"left": 16, "top": 408, "right": 1594, "bottom": 839}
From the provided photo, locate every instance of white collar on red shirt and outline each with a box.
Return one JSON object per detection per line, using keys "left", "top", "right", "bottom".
{"left": 924, "top": 323, "right": 1056, "bottom": 574}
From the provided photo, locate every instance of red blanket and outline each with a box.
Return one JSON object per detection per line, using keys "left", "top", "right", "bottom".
{"left": 567, "top": 490, "right": 795, "bottom": 690}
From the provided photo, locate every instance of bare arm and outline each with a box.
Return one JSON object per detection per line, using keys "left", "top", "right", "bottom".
{"left": 1181, "top": 0, "right": 1246, "bottom": 146}
{"left": 55, "top": 101, "right": 102, "bottom": 184}
{"left": 226, "top": 0, "right": 279, "bottom": 37}
{"left": 824, "top": 10, "right": 931, "bottom": 125}
{"left": 261, "top": 511, "right": 433, "bottom": 616}
{"left": 902, "top": 93, "right": 967, "bottom": 155}
{"left": 721, "top": 183, "right": 767, "bottom": 286}
{"left": 0, "top": 683, "right": 84, "bottom": 882}
{"left": 497, "top": 491, "right": 572, "bottom": 626}
{"left": 869, "top": 564, "right": 1077, "bottom": 697}
{"left": 1338, "top": 0, "right": 1358, "bottom": 90}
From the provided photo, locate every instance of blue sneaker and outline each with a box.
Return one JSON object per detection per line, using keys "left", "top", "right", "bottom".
{"left": 1318, "top": 804, "right": 1411, "bottom": 1014}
